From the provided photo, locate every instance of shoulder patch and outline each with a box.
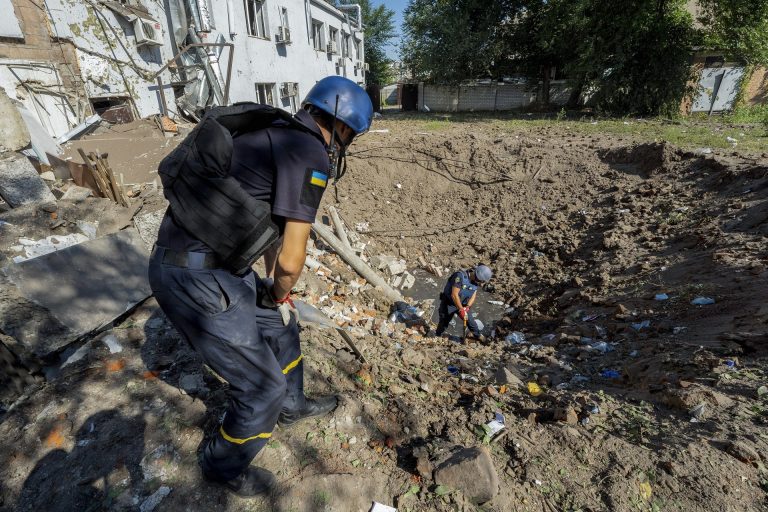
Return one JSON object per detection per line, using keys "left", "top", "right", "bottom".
{"left": 301, "top": 168, "right": 328, "bottom": 208}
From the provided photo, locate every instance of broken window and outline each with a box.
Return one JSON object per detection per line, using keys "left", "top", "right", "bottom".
{"left": 245, "top": 0, "right": 268, "bottom": 38}
{"left": 90, "top": 97, "right": 134, "bottom": 124}
{"left": 311, "top": 19, "right": 324, "bottom": 51}
{"left": 328, "top": 27, "right": 338, "bottom": 54}
{"left": 280, "top": 82, "right": 299, "bottom": 113}
{"left": 255, "top": 83, "right": 275, "bottom": 106}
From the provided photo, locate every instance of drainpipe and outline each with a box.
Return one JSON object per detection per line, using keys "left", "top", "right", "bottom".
{"left": 182, "top": 0, "right": 225, "bottom": 105}
{"left": 226, "top": 0, "right": 237, "bottom": 38}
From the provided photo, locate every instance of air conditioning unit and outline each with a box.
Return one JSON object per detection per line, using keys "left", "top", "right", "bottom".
{"left": 280, "top": 82, "right": 298, "bottom": 98}
{"left": 364, "top": 62, "right": 370, "bottom": 71}
{"left": 326, "top": 41, "right": 338, "bottom": 54}
{"left": 276, "top": 26, "right": 291, "bottom": 44}
{"left": 133, "top": 19, "right": 163, "bottom": 46}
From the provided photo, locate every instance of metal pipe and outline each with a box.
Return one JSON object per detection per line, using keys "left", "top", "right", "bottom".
{"left": 337, "top": 4, "right": 361, "bottom": 28}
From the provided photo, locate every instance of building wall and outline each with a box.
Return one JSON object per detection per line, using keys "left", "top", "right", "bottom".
{"left": 0, "top": 0, "right": 86, "bottom": 137}
{"left": 0, "top": 0, "right": 365, "bottom": 139}
{"left": 212, "top": 0, "right": 364, "bottom": 110}
{"left": 742, "top": 66, "right": 768, "bottom": 106}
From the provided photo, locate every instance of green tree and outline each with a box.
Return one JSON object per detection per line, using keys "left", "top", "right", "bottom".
{"left": 402, "top": 0, "right": 515, "bottom": 83}
{"left": 338, "top": 0, "right": 396, "bottom": 85}
{"left": 697, "top": 0, "right": 768, "bottom": 65}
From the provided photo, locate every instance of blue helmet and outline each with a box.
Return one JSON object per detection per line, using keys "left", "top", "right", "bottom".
{"left": 302, "top": 76, "right": 373, "bottom": 135}
{"left": 475, "top": 265, "right": 493, "bottom": 282}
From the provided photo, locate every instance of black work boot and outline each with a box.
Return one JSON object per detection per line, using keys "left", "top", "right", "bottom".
{"left": 203, "top": 466, "right": 276, "bottom": 497}
{"left": 278, "top": 395, "right": 338, "bottom": 427}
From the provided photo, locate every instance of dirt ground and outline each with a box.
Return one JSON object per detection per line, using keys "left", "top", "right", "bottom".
{"left": 1, "top": 114, "right": 767, "bottom": 512}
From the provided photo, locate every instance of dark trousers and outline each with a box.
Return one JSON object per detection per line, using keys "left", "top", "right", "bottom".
{"left": 148, "top": 256, "right": 305, "bottom": 481}
{"left": 435, "top": 295, "right": 481, "bottom": 337}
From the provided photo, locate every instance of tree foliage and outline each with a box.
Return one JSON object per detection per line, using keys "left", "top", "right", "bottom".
{"left": 401, "top": 0, "right": 767, "bottom": 115}
{"left": 697, "top": 0, "right": 768, "bottom": 65}
{"left": 338, "top": 0, "right": 396, "bottom": 85}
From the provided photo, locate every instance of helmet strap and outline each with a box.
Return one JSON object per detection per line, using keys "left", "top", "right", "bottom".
{"left": 328, "top": 94, "right": 342, "bottom": 181}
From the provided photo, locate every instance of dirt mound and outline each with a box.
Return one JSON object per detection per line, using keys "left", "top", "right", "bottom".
{"left": 598, "top": 141, "right": 681, "bottom": 175}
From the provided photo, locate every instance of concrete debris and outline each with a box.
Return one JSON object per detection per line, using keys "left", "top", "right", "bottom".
{"left": 13, "top": 233, "right": 90, "bottom": 263}
{"left": 133, "top": 209, "right": 166, "bottom": 250}
{"left": 0, "top": 153, "right": 56, "bottom": 208}
{"left": 434, "top": 446, "right": 499, "bottom": 504}
{"left": 16, "top": 105, "right": 62, "bottom": 165}
{"left": 400, "top": 271, "right": 416, "bottom": 290}
{"left": 5, "top": 229, "right": 151, "bottom": 356}
{"left": 139, "top": 486, "right": 171, "bottom": 512}
{"left": 60, "top": 185, "right": 93, "bottom": 202}
{"left": 0, "top": 88, "right": 30, "bottom": 152}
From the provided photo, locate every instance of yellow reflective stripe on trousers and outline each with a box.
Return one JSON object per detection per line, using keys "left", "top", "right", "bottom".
{"left": 282, "top": 354, "right": 303, "bottom": 374}
{"left": 219, "top": 426, "right": 272, "bottom": 445}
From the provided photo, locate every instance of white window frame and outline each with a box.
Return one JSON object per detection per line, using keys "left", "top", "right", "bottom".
{"left": 245, "top": 0, "right": 269, "bottom": 39}
{"left": 341, "top": 31, "right": 349, "bottom": 58}
{"left": 328, "top": 26, "right": 338, "bottom": 54}
{"left": 255, "top": 83, "right": 275, "bottom": 106}
{"left": 311, "top": 19, "right": 324, "bottom": 51}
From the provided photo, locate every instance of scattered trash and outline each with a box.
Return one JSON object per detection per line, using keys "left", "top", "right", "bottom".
{"left": 369, "top": 129, "right": 390, "bottom": 134}
{"left": 691, "top": 297, "right": 715, "bottom": 305}
{"left": 447, "top": 366, "right": 460, "bottom": 376}
{"left": 689, "top": 403, "right": 706, "bottom": 421}
{"left": 354, "top": 367, "right": 373, "bottom": 388}
{"left": 370, "top": 503, "right": 397, "bottom": 512}
{"left": 485, "top": 412, "right": 505, "bottom": 438}
{"left": 582, "top": 313, "right": 600, "bottom": 322}
{"left": 629, "top": 350, "right": 639, "bottom": 357}
{"left": 101, "top": 334, "right": 123, "bottom": 354}
{"left": 631, "top": 320, "right": 650, "bottom": 331}
{"left": 726, "top": 136, "right": 738, "bottom": 143}
{"left": 355, "top": 222, "right": 370, "bottom": 233}
{"left": 527, "top": 382, "right": 542, "bottom": 396}
{"left": 672, "top": 326, "right": 687, "bottom": 335}
{"left": 654, "top": 293, "right": 669, "bottom": 301}
{"left": 638, "top": 481, "right": 652, "bottom": 501}
{"left": 600, "top": 369, "right": 621, "bottom": 379}
{"left": 757, "top": 385, "right": 768, "bottom": 398}
{"left": 591, "top": 341, "right": 614, "bottom": 354}
{"left": 724, "top": 359, "right": 736, "bottom": 369}
{"left": 505, "top": 332, "right": 526, "bottom": 344}
{"left": 570, "top": 375, "right": 590, "bottom": 385}
{"left": 487, "top": 300, "right": 505, "bottom": 306}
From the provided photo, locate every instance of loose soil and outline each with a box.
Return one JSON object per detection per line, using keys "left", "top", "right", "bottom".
{"left": 1, "top": 114, "right": 767, "bottom": 512}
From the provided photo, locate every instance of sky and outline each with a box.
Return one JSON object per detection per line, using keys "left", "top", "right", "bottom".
{"left": 373, "top": 0, "right": 407, "bottom": 60}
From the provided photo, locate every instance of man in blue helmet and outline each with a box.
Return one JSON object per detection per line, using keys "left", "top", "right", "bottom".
{"left": 149, "top": 76, "right": 373, "bottom": 497}
{"left": 432, "top": 264, "right": 493, "bottom": 342}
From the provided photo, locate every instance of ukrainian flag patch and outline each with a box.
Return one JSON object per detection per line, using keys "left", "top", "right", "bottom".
{"left": 310, "top": 170, "right": 328, "bottom": 188}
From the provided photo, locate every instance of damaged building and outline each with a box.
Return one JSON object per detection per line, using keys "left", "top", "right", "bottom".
{"left": 0, "top": 0, "right": 365, "bottom": 139}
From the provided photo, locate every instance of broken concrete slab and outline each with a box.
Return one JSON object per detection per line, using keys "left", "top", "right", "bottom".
{"left": 0, "top": 88, "right": 30, "bottom": 153}
{"left": 3, "top": 229, "right": 151, "bottom": 356}
{"left": 0, "top": 153, "right": 56, "bottom": 208}
{"left": 133, "top": 208, "right": 166, "bottom": 250}
{"left": 434, "top": 445, "right": 499, "bottom": 504}
{"left": 60, "top": 185, "right": 93, "bottom": 202}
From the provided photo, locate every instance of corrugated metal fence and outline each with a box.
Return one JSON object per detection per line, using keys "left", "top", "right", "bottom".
{"left": 417, "top": 81, "right": 572, "bottom": 112}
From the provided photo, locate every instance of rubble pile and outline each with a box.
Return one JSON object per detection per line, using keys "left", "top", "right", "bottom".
{"left": 0, "top": 117, "right": 767, "bottom": 512}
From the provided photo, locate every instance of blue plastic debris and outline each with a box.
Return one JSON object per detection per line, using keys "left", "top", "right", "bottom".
{"left": 691, "top": 297, "right": 715, "bottom": 305}
{"left": 504, "top": 331, "right": 526, "bottom": 344}
{"left": 631, "top": 320, "right": 651, "bottom": 331}
{"left": 447, "top": 366, "right": 460, "bottom": 376}
{"left": 724, "top": 360, "right": 736, "bottom": 368}
{"left": 600, "top": 369, "right": 621, "bottom": 379}
{"left": 654, "top": 293, "right": 669, "bottom": 301}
